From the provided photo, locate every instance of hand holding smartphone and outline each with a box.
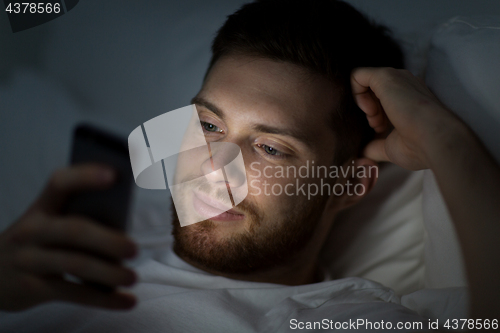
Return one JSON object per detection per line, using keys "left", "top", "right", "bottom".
{"left": 64, "top": 123, "right": 135, "bottom": 292}
{"left": 0, "top": 124, "right": 138, "bottom": 312}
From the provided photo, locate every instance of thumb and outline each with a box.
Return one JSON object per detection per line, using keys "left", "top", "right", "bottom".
{"left": 363, "top": 139, "right": 390, "bottom": 162}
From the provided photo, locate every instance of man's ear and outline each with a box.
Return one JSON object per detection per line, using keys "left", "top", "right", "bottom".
{"left": 338, "top": 157, "right": 378, "bottom": 210}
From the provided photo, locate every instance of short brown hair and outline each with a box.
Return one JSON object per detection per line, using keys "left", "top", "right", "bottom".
{"left": 206, "top": 0, "right": 404, "bottom": 164}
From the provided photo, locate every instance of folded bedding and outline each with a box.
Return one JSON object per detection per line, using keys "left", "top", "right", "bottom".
{"left": 0, "top": 246, "right": 468, "bottom": 333}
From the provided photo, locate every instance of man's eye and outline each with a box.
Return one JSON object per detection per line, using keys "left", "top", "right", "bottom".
{"left": 257, "top": 144, "right": 285, "bottom": 157}
{"left": 201, "top": 121, "right": 222, "bottom": 133}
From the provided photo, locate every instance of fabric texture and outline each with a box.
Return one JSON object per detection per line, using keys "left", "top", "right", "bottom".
{"left": 0, "top": 245, "right": 469, "bottom": 333}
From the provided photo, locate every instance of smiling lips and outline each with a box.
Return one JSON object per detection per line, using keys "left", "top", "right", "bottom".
{"left": 192, "top": 190, "right": 245, "bottom": 221}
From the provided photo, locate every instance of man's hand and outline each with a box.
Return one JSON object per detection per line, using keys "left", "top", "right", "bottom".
{"left": 0, "top": 165, "right": 138, "bottom": 312}
{"left": 351, "top": 67, "right": 461, "bottom": 170}
{"left": 352, "top": 67, "right": 500, "bottom": 320}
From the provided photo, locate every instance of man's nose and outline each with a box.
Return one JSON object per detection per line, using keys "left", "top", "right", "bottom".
{"left": 200, "top": 142, "right": 246, "bottom": 188}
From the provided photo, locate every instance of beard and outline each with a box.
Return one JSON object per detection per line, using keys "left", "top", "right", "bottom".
{"left": 171, "top": 185, "right": 329, "bottom": 275}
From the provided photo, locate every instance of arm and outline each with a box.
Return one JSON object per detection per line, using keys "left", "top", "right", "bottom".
{"left": 426, "top": 117, "right": 500, "bottom": 320}
{"left": 351, "top": 67, "right": 500, "bottom": 320}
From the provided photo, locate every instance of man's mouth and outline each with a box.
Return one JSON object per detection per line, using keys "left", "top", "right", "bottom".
{"left": 192, "top": 190, "right": 245, "bottom": 222}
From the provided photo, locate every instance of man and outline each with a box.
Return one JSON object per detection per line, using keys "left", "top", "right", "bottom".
{"left": 0, "top": 0, "right": 498, "bottom": 331}
{"left": 170, "top": 0, "right": 402, "bottom": 286}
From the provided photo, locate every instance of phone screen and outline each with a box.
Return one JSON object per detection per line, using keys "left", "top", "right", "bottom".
{"left": 64, "top": 124, "right": 134, "bottom": 232}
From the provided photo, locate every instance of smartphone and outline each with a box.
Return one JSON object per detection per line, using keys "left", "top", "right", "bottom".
{"left": 64, "top": 123, "right": 134, "bottom": 232}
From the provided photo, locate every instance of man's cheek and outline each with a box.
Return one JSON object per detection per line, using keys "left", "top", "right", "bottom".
{"left": 247, "top": 178, "right": 296, "bottom": 216}
{"left": 249, "top": 178, "right": 263, "bottom": 196}
{"left": 248, "top": 174, "right": 297, "bottom": 199}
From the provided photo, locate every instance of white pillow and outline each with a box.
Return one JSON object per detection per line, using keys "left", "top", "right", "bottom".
{"left": 423, "top": 15, "right": 500, "bottom": 288}
{"left": 321, "top": 165, "right": 425, "bottom": 295}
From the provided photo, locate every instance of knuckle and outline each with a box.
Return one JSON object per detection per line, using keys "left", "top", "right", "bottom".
{"left": 63, "top": 222, "right": 84, "bottom": 241}
{"left": 59, "top": 218, "right": 91, "bottom": 242}
{"left": 400, "top": 68, "right": 412, "bottom": 76}
{"left": 63, "top": 254, "right": 91, "bottom": 275}
{"left": 379, "top": 67, "right": 398, "bottom": 78}
{"left": 11, "top": 214, "right": 46, "bottom": 243}
{"left": 19, "top": 276, "right": 44, "bottom": 295}
{"left": 374, "top": 68, "right": 392, "bottom": 85}
{"left": 121, "top": 268, "right": 137, "bottom": 285}
{"left": 10, "top": 225, "right": 31, "bottom": 244}
{"left": 109, "top": 266, "right": 134, "bottom": 285}
{"left": 14, "top": 248, "right": 36, "bottom": 268}
{"left": 377, "top": 67, "right": 404, "bottom": 88}
{"left": 48, "top": 168, "right": 66, "bottom": 192}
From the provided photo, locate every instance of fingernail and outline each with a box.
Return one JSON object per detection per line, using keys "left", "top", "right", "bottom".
{"left": 119, "top": 294, "right": 137, "bottom": 309}
{"left": 124, "top": 241, "right": 138, "bottom": 258}
{"left": 124, "top": 296, "right": 137, "bottom": 309}
{"left": 124, "top": 270, "right": 138, "bottom": 286}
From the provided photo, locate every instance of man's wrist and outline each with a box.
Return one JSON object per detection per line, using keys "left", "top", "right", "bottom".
{"left": 423, "top": 111, "right": 476, "bottom": 171}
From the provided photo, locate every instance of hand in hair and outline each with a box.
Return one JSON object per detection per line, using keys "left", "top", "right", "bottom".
{"left": 351, "top": 67, "right": 454, "bottom": 170}
{"left": 351, "top": 67, "right": 500, "bottom": 321}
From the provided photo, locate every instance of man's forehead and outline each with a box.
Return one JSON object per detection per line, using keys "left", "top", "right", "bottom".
{"left": 199, "top": 56, "right": 340, "bottom": 135}
{"left": 204, "top": 56, "right": 337, "bottom": 107}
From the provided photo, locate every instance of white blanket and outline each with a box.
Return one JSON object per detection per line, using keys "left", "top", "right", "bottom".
{"left": 0, "top": 246, "right": 468, "bottom": 333}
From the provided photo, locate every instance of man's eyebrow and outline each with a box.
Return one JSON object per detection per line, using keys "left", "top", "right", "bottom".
{"left": 191, "top": 96, "right": 225, "bottom": 120}
{"left": 191, "top": 96, "right": 315, "bottom": 149}
{"left": 251, "top": 124, "right": 314, "bottom": 149}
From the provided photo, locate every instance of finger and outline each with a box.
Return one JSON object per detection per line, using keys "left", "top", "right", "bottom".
{"left": 416, "top": 75, "right": 426, "bottom": 86}
{"left": 32, "top": 164, "right": 116, "bottom": 214}
{"left": 352, "top": 87, "right": 381, "bottom": 118}
{"left": 351, "top": 67, "right": 382, "bottom": 116}
{"left": 10, "top": 214, "right": 137, "bottom": 260}
{"left": 366, "top": 108, "right": 390, "bottom": 134}
{"left": 32, "top": 216, "right": 137, "bottom": 260}
{"left": 352, "top": 70, "right": 392, "bottom": 134}
{"left": 362, "top": 139, "right": 390, "bottom": 162}
{"left": 45, "top": 278, "right": 137, "bottom": 310}
{"left": 372, "top": 117, "right": 391, "bottom": 134}
{"left": 14, "top": 247, "right": 137, "bottom": 287}
{"left": 366, "top": 114, "right": 385, "bottom": 130}
{"left": 351, "top": 67, "right": 396, "bottom": 101}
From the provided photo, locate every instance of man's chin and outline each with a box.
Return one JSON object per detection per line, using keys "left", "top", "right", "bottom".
{"left": 170, "top": 198, "right": 269, "bottom": 274}
{"left": 169, "top": 195, "right": 322, "bottom": 275}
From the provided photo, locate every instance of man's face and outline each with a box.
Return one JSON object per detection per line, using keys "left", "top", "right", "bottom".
{"left": 172, "top": 55, "right": 342, "bottom": 275}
